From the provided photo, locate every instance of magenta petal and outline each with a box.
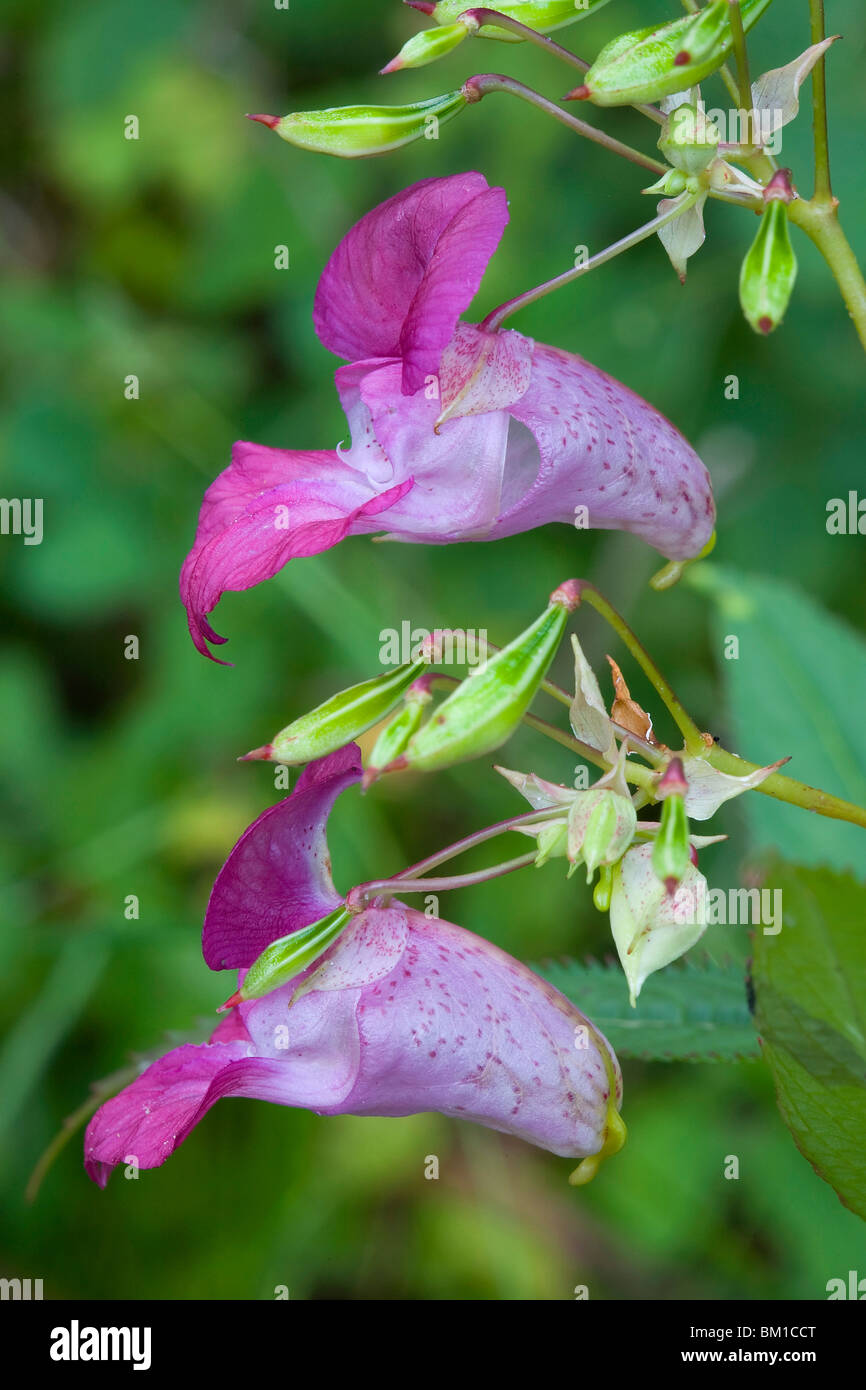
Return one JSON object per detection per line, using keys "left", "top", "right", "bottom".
{"left": 180, "top": 444, "right": 413, "bottom": 660}
{"left": 313, "top": 174, "right": 508, "bottom": 390}
{"left": 398, "top": 184, "right": 509, "bottom": 395}
{"left": 83, "top": 1000, "right": 361, "bottom": 1186}
{"left": 83, "top": 1039, "right": 265, "bottom": 1186}
{"left": 202, "top": 744, "right": 362, "bottom": 970}
{"left": 495, "top": 343, "right": 716, "bottom": 560}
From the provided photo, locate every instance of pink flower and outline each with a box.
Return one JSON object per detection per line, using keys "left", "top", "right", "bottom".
{"left": 181, "top": 172, "right": 715, "bottom": 658}
{"left": 85, "top": 747, "right": 623, "bottom": 1184}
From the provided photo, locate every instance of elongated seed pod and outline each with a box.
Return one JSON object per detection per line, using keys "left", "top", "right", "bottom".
{"left": 393, "top": 581, "right": 579, "bottom": 773}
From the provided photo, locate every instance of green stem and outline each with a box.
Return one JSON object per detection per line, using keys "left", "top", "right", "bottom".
{"left": 460, "top": 8, "right": 666, "bottom": 124}
{"left": 788, "top": 197, "right": 866, "bottom": 352}
{"left": 706, "top": 744, "right": 866, "bottom": 830}
{"left": 481, "top": 192, "right": 701, "bottom": 331}
{"left": 463, "top": 75, "right": 666, "bottom": 177}
{"left": 355, "top": 852, "right": 538, "bottom": 903}
{"left": 390, "top": 807, "right": 563, "bottom": 881}
{"left": 574, "top": 582, "right": 706, "bottom": 753}
{"left": 577, "top": 580, "right": 866, "bottom": 827}
{"left": 808, "top": 0, "right": 832, "bottom": 201}
{"left": 726, "top": 1, "right": 755, "bottom": 148}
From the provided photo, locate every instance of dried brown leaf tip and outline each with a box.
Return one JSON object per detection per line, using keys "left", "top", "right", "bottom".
{"left": 606, "top": 656, "right": 659, "bottom": 746}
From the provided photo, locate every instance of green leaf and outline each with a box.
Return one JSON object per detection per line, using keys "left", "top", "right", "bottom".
{"left": 689, "top": 565, "right": 866, "bottom": 876}
{"left": 753, "top": 859, "right": 866, "bottom": 1221}
{"left": 533, "top": 955, "right": 758, "bottom": 1061}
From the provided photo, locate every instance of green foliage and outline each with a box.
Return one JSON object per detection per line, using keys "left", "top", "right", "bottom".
{"left": 753, "top": 860, "right": 866, "bottom": 1221}
{"left": 536, "top": 956, "right": 759, "bottom": 1061}
{"left": 1, "top": 0, "right": 865, "bottom": 1299}
{"left": 691, "top": 565, "right": 866, "bottom": 876}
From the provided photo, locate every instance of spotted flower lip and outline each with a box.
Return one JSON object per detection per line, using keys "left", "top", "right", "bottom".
{"left": 84, "top": 747, "right": 624, "bottom": 1184}
{"left": 180, "top": 172, "right": 716, "bottom": 659}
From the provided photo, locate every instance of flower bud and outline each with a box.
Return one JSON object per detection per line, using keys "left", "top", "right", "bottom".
{"left": 650, "top": 791, "right": 691, "bottom": 895}
{"left": 222, "top": 906, "right": 354, "bottom": 1007}
{"left": 567, "top": 747, "right": 637, "bottom": 882}
{"left": 643, "top": 169, "right": 689, "bottom": 198}
{"left": 382, "top": 20, "right": 475, "bottom": 74}
{"left": 363, "top": 678, "right": 433, "bottom": 787}
{"left": 609, "top": 844, "right": 707, "bottom": 1005}
{"left": 393, "top": 581, "right": 580, "bottom": 774}
{"left": 658, "top": 103, "right": 721, "bottom": 175}
{"left": 569, "top": 791, "right": 637, "bottom": 883}
{"left": 531, "top": 819, "right": 570, "bottom": 867}
{"left": 739, "top": 173, "right": 798, "bottom": 335}
{"left": 247, "top": 90, "right": 468, "bottom": 158}
{"left": 566, "top": 0, "right": 774, "bottom": 107}
{"left": 244, "top": 660, "right": 427, "bottom": 765}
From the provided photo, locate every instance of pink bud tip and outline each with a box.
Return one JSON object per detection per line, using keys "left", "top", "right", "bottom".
{"left": 246, "top": 113, "right": 280, "bottom": 129}
{"left": 380, "top": 57, "right": 403, "bottom": 74}
{"left": 658, "top": 756, "right": 688, "bottom": 797}
{"left": 674, "top": 50, "right": 690, "bottom": 66}
{"left": 217, "top": 989, "right": 243, "bottom": 1013}
{"left": 550, "top": 578, "right": 583, "bottom": 613}
{"left": 383, "top": 755, "right": 409, "bottom": 775}
{"left": 764, "top": 167, "right": 796, "bottom": 205}
{"left": 664, "top": 876, "right": 679, "bottom": 898}
{"left": 405, "top": 0, "right": 436, "bottom": 12}
{"left": 758, "top": 316, "right": 774, "bottom": 335}
{"left": 564, "top": 85, "right": 591, "bottom": 102}
{"left": 239, "top": 744, "right": 274, "bottom": 761}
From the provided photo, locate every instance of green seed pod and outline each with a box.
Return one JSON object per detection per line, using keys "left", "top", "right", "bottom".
{"left": 234, "top": 907, "right": 353, "bottom": 1004}
{"left": 246, "top": 660, "right": 428, "bottom": 766}
{"left": 382, "top": 21, "right": 474, "bottom": 73}
{"left": 248, "top": 91, "right": 468, "bottom": 158}
{"left": 676, "top": 0, "right": 730, "bottom": 66}
{"left": 570, "top": 0, "right": 775, "bottom": 107}
{"left": 739, "top": 179, "right": 798, "bottom": 335}
{"left": 592, "top": 863, "right": 614, "bottom": 912}
{"left": 658, "top": 103, "right": 721, "bottom": 176}
{"left": 394, "top": 580, "right": 580, "bottom": 774}
{"left": 534, "top": 820, "right": 570, "bottom": 867}
{"left": 568, "top": 790, "right": 637, "bottom": 883}
{"left": 364, "top": 680, "right": 433, "bottom": 786}
{"left": 428, "top": 0, "right": 615, "bottom": 41}
{"left": 651, "top": 793, "right": 691, "bottom": 894}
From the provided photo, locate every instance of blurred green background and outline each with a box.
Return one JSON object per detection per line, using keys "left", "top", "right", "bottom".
{"left": 2, "top": 0, "right": 865, "bottom": 1300}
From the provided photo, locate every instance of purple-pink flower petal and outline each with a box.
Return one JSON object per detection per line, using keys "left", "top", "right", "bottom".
{"left": 181, "top": 173, "right": 716, "bottom": 658}
{"left": 336, "top": 359, "right": 508, "bottom": 538}
{"left": 493, "top": 342, "right": 715, "bottom": 559}
{"left": 313, "top": 174, "right": 509, "bottom": 393}
{"left": 202, "top": 744, "right": 363, "bottom": 971}
{"left": 85, "top": 906, "right": 621, "bottom": 1184}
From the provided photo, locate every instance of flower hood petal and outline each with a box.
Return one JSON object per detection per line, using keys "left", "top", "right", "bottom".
{"left": 202, "top": 744, "right": 363, "bottom": 971}
{"left": 313, "top": 173, "right": 509, "bottom": 394}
